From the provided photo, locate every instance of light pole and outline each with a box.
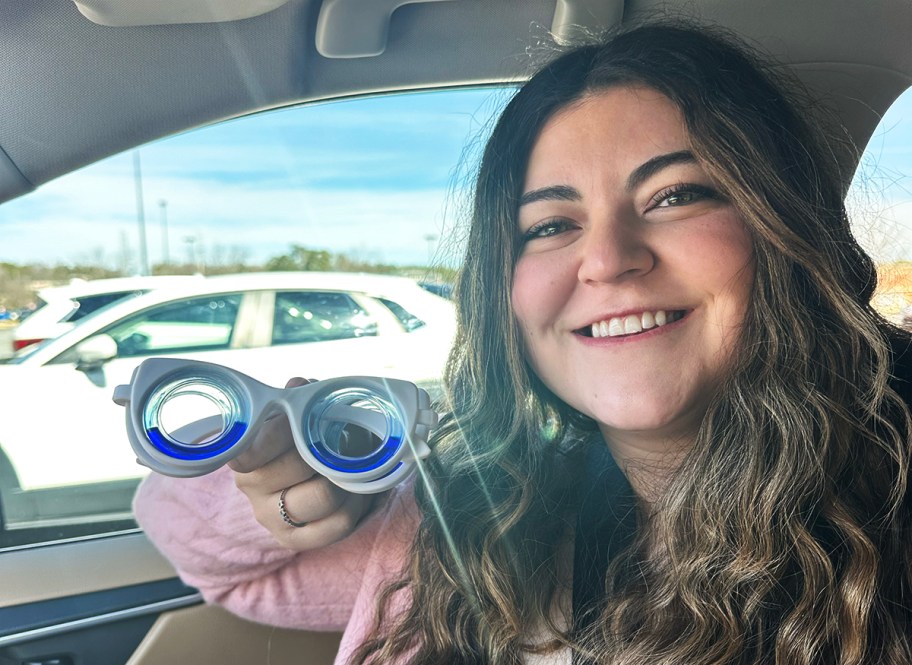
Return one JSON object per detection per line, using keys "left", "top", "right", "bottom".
{"left": 184, "top": 235, "right": 201, "bottom": 274}
{"left": 423, "top": 233, "right": 437, "bottom": 266}
{"left": 133, "top": 150, "right": 150, "bottom": 275}
{"left": 159, "top": 199, "right": 170, "bottom": 267}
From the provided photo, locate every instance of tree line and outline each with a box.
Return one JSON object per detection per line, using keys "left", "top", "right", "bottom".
{"left": 0, "top": 244, "right": 456, "bottom": 309}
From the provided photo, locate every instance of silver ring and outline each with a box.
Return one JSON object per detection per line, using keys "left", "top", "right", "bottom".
{"left": 278, "top": 487, "right": 309, "bottom": 528}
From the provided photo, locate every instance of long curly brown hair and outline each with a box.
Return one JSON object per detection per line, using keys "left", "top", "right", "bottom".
{"left": 351, "top": 22, "right": 912, "bottom": 665}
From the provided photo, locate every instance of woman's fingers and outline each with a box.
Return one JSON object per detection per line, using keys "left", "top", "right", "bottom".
{"left": 269, "top": 487, "right": 375, "bottom": 551}
{"left": 237, "top": 457, "right": 373, "bottom": 551}
{"left": 225, "top": 373, "right": 371, "bottom": 551}
{"left": 233, "top": 447, "right": 318, "bottom": 499}
{"left": 260, "top": 472, "right": 349, "bottom": 529}
{"left": 227, "top": 376, "right": 310, "bottom": 473}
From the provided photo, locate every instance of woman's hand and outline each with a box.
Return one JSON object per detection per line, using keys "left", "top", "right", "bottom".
{"left": 228, "top": 377, "right": 375, "bottom": 551}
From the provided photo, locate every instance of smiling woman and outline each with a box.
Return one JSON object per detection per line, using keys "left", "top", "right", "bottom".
{"left": 513, "top": 88, "right": 754, "bottom": 470}
{"left": 3, "top": 2, "right": 912, "bottom": 664}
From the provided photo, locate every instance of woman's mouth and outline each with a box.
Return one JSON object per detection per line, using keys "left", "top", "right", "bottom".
{"left": 577, "top": 309, "right": 687, "bottom": 339}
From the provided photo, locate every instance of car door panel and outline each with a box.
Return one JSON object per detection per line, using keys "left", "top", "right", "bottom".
{"left": 0, "top": 532, "right": 197, "bottom": 665}
{"left": 0, "top": 532, "right": 342, "bottom": 665}
{"left": 128, "top": 605, "right": 342, "bottom": 665}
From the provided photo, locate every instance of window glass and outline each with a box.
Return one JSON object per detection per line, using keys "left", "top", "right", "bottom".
{"left": 377, "top": 297, "right": 426, "bottom": 331}
{"left": 68, "top": 291, "right": 141, "bottom": 322}
{"left": 272, "top": 291, "right": 377, "bottom": 344}
{"left": 418, "top": 282, "right": 453, "bottom": 299}
{"left": 0, "top": 88, "right": 504, "bottom": 548}
{"left": 848, "top": 88, "right": 912, "bottom": 325}
{"left": 103, "top": 294, "right": 241, "bottom": 357}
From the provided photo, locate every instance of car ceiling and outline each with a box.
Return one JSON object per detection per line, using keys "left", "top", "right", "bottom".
{"left": 1, "top": 0, "right": 911, "bottom": 206}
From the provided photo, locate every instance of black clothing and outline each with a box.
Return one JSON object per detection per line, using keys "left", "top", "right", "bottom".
{"left": 571, "top": 441, "right": 637, "bottom": 665}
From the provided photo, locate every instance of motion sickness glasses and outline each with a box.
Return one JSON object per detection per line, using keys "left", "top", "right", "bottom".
{"left": 113, "top": 358, "right": 439, "bottom": 494}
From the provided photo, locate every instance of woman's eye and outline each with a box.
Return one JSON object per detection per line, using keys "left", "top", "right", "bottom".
{"left": 521, "top": 219, "right": 573, "bottom": 241}
{"left": 664, "top": 191, "right": 698, "bottom": 205}
{"left": 651, "top": 183, "right": 719, "bottom": 209}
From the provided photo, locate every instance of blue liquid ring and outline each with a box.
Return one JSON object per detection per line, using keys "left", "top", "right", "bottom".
{"left": 308, "top": 433, "right": 402, "bottom": 473}
{"left": 146, "top": 420, "right": 248, "bottom": 460}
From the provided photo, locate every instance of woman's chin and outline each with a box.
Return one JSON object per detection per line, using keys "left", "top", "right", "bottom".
{"left": 588, "top": 404, "right": 704, "bottom": 451}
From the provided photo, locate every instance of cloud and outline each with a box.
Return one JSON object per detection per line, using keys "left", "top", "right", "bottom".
{"left": 0, "top": 167, "right": 467, "bottom": 268}
{"left": 848, "top": 189, "right": 912, "bottom": 263}
{"left": 0, "top": 88, "right": 504, "bottom": 271}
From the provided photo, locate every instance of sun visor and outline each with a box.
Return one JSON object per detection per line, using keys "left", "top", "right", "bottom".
{"left": 72, "top": 0, "right": 290, "bottom": 27}
{"left": 316, "top": 0, "right": 456, "bottom": 58}
{"left": 551, "top": 0, "right": 624, "bottom": 44}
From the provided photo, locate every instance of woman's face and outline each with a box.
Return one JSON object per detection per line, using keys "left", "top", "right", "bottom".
{"left": 511, "top": 86, "right": 754, "bottom": 453}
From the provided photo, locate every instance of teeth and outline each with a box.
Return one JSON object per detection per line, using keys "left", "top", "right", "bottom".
{"left": 590, "top": 309, "right": 681, "bottom": 338}
{"left": 608, "top": 319, "right": 624, "bottom": 336}
{"left": 623, "top": 315, "right": 642, "bottom": 334}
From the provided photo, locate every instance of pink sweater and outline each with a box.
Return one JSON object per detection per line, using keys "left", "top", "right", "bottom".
{"left": 133, "top": 467, "right": 419, "bottom": 664}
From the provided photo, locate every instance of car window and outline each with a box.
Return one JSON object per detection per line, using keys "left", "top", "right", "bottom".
{"left": 848, "top": 88, "right": 912, "bottom": 326}
{"left": 68, "top": 290, "right": 142, "bottom": 322}
{"left": 104, "top": 294, "right": 242, "bottom": 357}
{"left": 0, "top": 88, "right": 501, "bottom": 548}
{"left": 376, "top": 297, "right": 426, "bottom": 331}
{"left": 419, "top": 282, "right": 453, "bottom": 299}
{"left": 272, "top": 291, "right": 377, "bottom": 344}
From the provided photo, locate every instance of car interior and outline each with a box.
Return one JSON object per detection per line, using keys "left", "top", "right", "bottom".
{"left": 1, "top": 0, "right": 910, "bottom": 663}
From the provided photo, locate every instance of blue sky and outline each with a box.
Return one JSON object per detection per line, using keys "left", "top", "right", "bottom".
{"left": 0, "top": 88, "right": 511, "bottom": 270}
{"left": 847, "top": 89, "right": 912, "bottom": 263}
{"left": 0, "top": 85, "right": 910, "bottom": 271}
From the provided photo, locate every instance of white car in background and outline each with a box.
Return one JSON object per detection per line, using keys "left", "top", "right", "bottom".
{"left": 9, "top": 274, "right": 204, "bottom": 355}
{"left": 0, "top": 271, "right": 455, "bottom": 492}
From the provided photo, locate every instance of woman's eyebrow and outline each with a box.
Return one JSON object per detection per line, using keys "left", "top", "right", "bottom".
{"left": 518, "top": 151, "right": 697, "bottom": 207}
{"left": 518, "top": 184, "right": 580, "bottom": 207}
{"left": 626, "top": 150, "right": 696, "bottom": 191}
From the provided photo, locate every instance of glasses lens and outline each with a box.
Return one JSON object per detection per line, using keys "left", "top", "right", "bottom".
{"left": 144, "top": 377, "right": 244, "bottom": 450}
{"left": 304, "top": 387, "right": 404, "bottom": 473}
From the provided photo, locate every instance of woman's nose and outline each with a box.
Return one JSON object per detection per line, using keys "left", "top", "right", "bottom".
{"left": 576, "top": 221, "right": 655, "bottom": 284}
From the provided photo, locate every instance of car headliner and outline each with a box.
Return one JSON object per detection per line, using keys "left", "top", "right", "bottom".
{"left": 1, "top": 0, "right": 911, "bottom": 205}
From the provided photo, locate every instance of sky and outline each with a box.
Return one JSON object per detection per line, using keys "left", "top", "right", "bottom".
{"left": 0, "top": 86, "right": 911, "bottom": 271}
{"left": 0, "top": 88, "right": 512, "bottom": 271}
{"left": 847, "top": 88, "right": 912, "bottom": 263}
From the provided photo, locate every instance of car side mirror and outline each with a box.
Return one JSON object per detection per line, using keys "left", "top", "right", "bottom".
{"left": 74, "top": 334, "right": 118, "bottom": 370}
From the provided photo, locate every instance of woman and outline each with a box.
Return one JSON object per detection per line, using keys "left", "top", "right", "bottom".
{"left": 135, "top": 22, "right": 912, "bottom": 664}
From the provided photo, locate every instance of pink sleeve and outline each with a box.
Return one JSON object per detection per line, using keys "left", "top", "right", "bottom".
{"left": 134, "top": 467, "right": 417, "bottom": 632}
{"left": 335, "top": 487, "right": 419, "bottom": 664}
